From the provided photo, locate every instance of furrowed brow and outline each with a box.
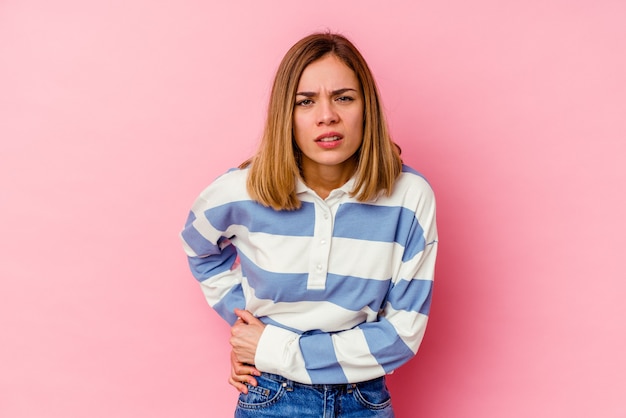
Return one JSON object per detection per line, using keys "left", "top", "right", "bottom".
{"left": 332, "top": 88, "right": 358, "bottom": 95}
{"left": 295, "top": 88, "right": 358, "bottom": 97}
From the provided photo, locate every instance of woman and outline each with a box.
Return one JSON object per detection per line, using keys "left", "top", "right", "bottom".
{"left": 181, "top": 32, "right": 438, "bottom": 417}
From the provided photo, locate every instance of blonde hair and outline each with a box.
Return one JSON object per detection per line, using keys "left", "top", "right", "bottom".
{"left": 241, "top": 32, "right": 402, "bottom": 210}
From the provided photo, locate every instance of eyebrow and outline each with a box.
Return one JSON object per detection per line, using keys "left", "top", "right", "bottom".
{"left": 295, "top": 88, "right": 358, "bottom": 97}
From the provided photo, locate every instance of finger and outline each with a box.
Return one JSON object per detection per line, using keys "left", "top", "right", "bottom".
{"left": 230, "top": 350, "right": 261, "bottom": 376}
{"left": 233, "top": 363, "right": 261, "bottom": 377}
{"left": 234, "top": 309, "right": 258, "bottom": 325}
{"left": 228, "top": 376, "right": 249, "bottom": 394}
{"left": 230, "top": 369, "right": 258, "bottom": 389}
{"left": 239, "top": 374, "right": 258, "bottom": 387}
{"left": 232, "top": 368, "right": 260, "bottom": 386}
{"left": 233, "top": 308, "right": 245, "bottom": 320}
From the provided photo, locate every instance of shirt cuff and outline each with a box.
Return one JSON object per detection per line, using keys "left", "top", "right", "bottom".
{"left": 255, "top": 324, "right": 310, "bottom": 383}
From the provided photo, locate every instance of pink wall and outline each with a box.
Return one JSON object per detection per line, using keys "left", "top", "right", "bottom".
{"left": 1, "top": 1, "right": 625, "bottom": 417}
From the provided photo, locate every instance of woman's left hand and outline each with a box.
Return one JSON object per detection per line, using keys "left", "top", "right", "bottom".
{"left": 230, "top": 308, "right": 266, "bottom": 365}
{"left": 228, "top": 350, "right": 261, "bottom": 394}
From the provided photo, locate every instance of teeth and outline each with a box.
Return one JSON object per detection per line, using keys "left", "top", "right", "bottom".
{"left": 319, "top": 136, "right": 340, "bottom": 142}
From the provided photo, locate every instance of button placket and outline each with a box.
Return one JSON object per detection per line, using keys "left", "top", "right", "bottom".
{"left": 307, "top": 202, "right": 333, "bottom": 290}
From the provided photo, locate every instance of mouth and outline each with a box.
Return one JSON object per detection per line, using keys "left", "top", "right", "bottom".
{"left": 315, "top": 133, "right": 343, "bottom": 143}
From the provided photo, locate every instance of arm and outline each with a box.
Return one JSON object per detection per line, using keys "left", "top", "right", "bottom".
{"left": 252, "top": 189, "right": 438, "bottom": 384}
{"left": 180, "top": 177, "right": 246, "bottom": 325}
{"left": 256, "top": 245, "right": 436, "bottom": 383}
{"left": 181, "top": 173, "right": 265, "bottom": 392}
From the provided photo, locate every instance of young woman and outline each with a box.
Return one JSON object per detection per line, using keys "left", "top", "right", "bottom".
{"left": 181, "top": 32, "right": 438, "bottom": 417}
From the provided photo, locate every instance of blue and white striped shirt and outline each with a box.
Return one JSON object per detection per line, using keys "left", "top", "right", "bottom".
{"left": 181, "top": 165, "right": 437, "bottom": 384}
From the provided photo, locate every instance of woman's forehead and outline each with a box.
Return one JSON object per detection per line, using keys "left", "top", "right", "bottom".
{"left": 297, "top": 55, "right": 360, "bottom": 91}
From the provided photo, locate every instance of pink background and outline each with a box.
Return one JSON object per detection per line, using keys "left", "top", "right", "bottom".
{"left": 1, "top": 1, "right": 625, "bottom": 417}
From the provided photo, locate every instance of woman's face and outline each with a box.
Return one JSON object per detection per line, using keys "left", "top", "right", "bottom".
{"left": 293, "top": 54, "right": 364, "bottom": 178}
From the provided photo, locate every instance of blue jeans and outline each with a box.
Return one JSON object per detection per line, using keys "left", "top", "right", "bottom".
{"left": 234, "top": 372, "right": 394, "bottom": 417}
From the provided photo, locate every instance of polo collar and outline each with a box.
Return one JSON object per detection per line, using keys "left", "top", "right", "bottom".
{"left": 295, "top": 175, "right": 357, "bottom": 197}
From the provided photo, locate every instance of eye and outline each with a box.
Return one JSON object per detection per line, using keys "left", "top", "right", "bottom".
{"left": 336, "top": 96, "right": 354, "bottom": 103}
{"left": 296, "top": 99, "right": 313, "bottom": 106}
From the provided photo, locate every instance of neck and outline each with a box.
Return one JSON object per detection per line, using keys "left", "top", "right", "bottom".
{"left": 300, "top": 160, "right": 356, "bottom": 199}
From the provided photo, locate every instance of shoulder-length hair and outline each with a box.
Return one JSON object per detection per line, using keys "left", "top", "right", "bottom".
{"left": 241, "top": 32, "right": 402, "bottom": 210}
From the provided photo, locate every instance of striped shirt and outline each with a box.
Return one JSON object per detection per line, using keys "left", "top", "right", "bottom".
{"left": 180, "top": 165, "right": 438, "bottom": 384}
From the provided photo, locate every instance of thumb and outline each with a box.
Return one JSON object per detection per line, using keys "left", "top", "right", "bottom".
{"left": 234, "top": 308, "right": 258, "bottom": 324}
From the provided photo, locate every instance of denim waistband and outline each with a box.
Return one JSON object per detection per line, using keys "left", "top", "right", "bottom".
{"left": 259, "top": 372, "right": 384, "bottom": 392}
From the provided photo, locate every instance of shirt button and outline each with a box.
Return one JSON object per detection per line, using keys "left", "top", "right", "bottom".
{"left": 323, "top": 213, "right": 329, "bottom": 219}
{"left": 320, "top": 239, "right": 326, "bottom": 245}
{"left": 316, "top": 264, "right": 323, "bottom": 271}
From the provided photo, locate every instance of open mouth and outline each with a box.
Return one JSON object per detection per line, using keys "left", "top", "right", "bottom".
{"left": 316, "top": 135, "right": 342, "bottom": 143}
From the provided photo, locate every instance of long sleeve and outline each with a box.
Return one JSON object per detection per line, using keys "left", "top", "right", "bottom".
{"left": 180, "top": 172, "right": 247, "bottom": 326}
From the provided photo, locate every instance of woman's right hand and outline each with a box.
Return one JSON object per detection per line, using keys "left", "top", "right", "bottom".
{"left": 228, "top": 350, "right": 261, "bottom": 394}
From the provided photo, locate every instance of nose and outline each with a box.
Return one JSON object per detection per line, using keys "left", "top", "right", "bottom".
{"left": 317, "top": 100, "right": 338, "bottom": 125}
